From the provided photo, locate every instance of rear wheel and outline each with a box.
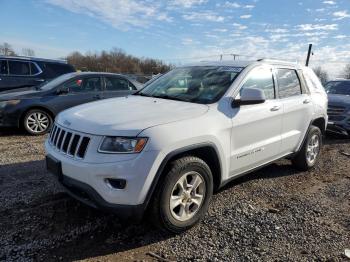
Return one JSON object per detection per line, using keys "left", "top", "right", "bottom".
{"left": 292, "top": 125, "right": 322, "bottom": 171}
{"left": 150, "top": 156, "right": 213, "bottom": 233}
{"left": 23, "top": 109, "right": 52, "bottom": 135}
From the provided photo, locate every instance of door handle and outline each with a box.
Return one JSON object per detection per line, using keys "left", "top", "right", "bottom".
{"left": 303, "top": 98, "right": 311, "bottom": 104}
{"left": 270, "top": 105, "right": 281, "bottom": 111}
{"left": 35, "top": 79, "right": 45, "bottom": 82}
{"left": 93, "top": 95, "right": 103, "bottom": 99}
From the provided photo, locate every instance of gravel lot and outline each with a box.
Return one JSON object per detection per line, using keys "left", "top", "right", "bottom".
{"left": 0, "top": 129, "right": 349, "bottom": 261}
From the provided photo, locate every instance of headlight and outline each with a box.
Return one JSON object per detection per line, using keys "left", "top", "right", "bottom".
{"left": 98, "top": 137, "right": 148, "bottom": 153}
{"left": 0, "top": 100, "right": 21, "bottom": 109}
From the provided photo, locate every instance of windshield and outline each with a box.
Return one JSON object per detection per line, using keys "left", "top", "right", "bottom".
{"left": 325, "top": 81, "right": 350, "bottom": 95}
{"left": 38, "top": 73, "right": 76, "bottom": 90}
{"left": 136, "top": 66, "right": 243, "bottom": 104}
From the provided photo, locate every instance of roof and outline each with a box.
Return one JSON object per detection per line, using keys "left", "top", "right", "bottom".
{"left": 63, "top": 71, "right": 143, "bottom": 85}
{"left": 0, "top": 55, "right": 68, "bottom": 64}
{"left": 181, "top": 59, "right": 301, "bottom": 69}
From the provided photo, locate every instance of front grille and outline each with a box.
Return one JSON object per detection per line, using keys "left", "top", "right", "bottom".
{"left": 328, "top": 105, "right": 346, "bottom": 116}
{"left": 49, "top": 124, "right": 91, "bottom": 159}
{"left": 328, "top": 115, "right": 346, "bottom": 121}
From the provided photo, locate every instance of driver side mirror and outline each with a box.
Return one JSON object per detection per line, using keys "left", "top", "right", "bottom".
{"left": 56, "top": 86, "right": 69, "bottom": 95}
{"left": 232, "top": 88, "right": 266, "bottom": 107}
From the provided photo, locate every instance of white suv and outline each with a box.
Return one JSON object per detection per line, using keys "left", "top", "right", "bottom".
{"left": 45, "top": 60, "right": 328, "bottom": 233}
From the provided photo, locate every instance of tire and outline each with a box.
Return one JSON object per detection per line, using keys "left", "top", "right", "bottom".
{"left": 23, "top": 109, "right": 52, "bottom": 135}
{"left": 292, "top": 125, "right": 322, "bottom": 171}
{"left": 150, "top": 156, "right": 213, "bottom": 233}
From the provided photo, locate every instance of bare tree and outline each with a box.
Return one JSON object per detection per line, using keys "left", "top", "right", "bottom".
{"left": 313, "top": 66, "right": 329, "bottom": 85}
{"left": 0, "top": 42, "right": 16, "bottom": 56}
{"left": 22, "top": 48, "right": 35, "bottom": 57}
{"left": 66, "top": 48, "right": 172, "bottom": 76}
{"left": 342, "top": 64, "right": 350, "bottom": 79}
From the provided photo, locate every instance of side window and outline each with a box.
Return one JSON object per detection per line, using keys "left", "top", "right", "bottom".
{"left": 105, "top": 77, "right": 133, "bottom": 91}
{"left": 65, "top": 77, "right": 102, "bottom": 93}
{"left": 30, "top": 63, "right": 40, "bottom": 75}
{"left": 240, "top": 67, "right": 275, "bottom": 100}
{"left": 0, "top": 60, "right": 8, "bottom": 75}
{"left": 276, "top": 69, "right": 302, "bottom": 98}
{"left": 8, "top": 61, "right": 30, "bottom": 75}
{"left": 44, "top": 63, "right": 74, "bottom": 78}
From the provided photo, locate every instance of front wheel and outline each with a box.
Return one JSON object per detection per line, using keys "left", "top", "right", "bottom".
{"left": 292, "top": 125, "right": 322, "bottom": 171}
{"left": 23, "top": 109, "right": 52, "bottom": 135}
{"left": 150, "top": 156, "right": 213, "bottom": 233}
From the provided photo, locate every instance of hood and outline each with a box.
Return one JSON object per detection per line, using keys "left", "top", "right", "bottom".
{"left": 56, "top": 95, "right": 209, "bottom": 136}
{"left": 0, "top": 87, "right": 45, "bottom": 101}
{"left": 327, "top": 94, "right": 350, "bottom": 106}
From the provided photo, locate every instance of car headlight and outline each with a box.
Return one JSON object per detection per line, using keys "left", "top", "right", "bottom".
{"left": 0, "top": 100, "right": 21, "bottom": 109}
{"left": 98, "top": 137, "right": 148, "bottom": 153}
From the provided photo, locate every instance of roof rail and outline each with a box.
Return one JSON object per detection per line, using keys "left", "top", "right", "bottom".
{"left": 0, "top": 55, "right": 68, "bottom": 64}
{"left": 257, "top": 58, "right": 298, "bottom": 65}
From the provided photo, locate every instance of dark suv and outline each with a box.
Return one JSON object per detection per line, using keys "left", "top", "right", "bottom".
{"left": 325, "top": 80, "right": 350, "bottom": 136}
{"left": 0, "top": 56, "right": 75, "bottom": 92}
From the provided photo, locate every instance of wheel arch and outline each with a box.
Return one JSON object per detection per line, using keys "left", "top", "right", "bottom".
{"left": 143, "top": 143, "right": 223, "bottom": 212}
{"left": 311, "top": 117, "right": 326, "bottom": 134}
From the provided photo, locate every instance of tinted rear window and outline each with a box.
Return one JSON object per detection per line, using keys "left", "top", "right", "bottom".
{"left": 43, "top": 63, "right": 75, "bottom": 78}
{"left": 8, "top": 61, "right": 30, "bottom": 75}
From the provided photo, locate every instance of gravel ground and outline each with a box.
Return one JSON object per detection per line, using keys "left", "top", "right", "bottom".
{"left": 0, "top": 129, "right": 349, "bottom": 261}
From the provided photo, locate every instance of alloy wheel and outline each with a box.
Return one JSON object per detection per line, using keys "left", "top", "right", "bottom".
{"left": 26, "top": 112, "right": 50, "bottom": 133}
{"left": 169, "top": 171, "right": 206, "bottom": 222}
{"left": 306, "top": 134, "right": 320, "bottom": 165}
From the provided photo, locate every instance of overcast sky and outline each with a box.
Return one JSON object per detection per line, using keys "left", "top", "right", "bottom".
{"left": 1, "top": 0, "right": 350, "bottom": 77}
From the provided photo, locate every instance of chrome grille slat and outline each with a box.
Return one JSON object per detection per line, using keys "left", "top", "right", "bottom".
{"left": 327, "top": 106, "right": 346, "bottom": 115}
{"left": 60, "top": 131, "right": 68, "bottom": 151}
{"left": 48, "top": 124, "right": 90, "bottom": 159}
{"left": 74, "top": 136, "right": 83, "bottom": 158}
{"left": 54, "top": 128, "right": 62, "bottom": 147}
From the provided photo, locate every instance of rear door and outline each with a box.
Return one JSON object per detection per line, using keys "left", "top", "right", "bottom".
{"left": 103, "top": 76, "right": 137, "bottom": 99}
{"left": 47, "top": 76, "right": 104, "bottom": 113}
{"left": 230, "top": 65, "right": 283, "bottom": 175}
{"left": 276, "top": 68, "right": 314, "bottom": 154}
{"left": 4, "top": 60, "right": 32, "bottom": 90}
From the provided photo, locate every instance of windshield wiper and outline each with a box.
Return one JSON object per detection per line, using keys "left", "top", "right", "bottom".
{"left": 151, "top": 94, "right": 188, "bottom": 102}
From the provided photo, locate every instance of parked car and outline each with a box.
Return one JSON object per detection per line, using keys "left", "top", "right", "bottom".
{"left": 45, "top": 60, "right": 327, "bottom": 233}
{"left": 0, "top": 55, "right": 75, "bottom": 92}
{"left": 0, "top": 72, "right": 141, "bottom": 135}
{"left": 325, "top": 79, "right": 350, "bottom": 136}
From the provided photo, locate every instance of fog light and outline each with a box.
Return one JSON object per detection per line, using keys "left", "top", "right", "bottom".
{"left": 106, "top": 178, "right": 126, "bottom": 189}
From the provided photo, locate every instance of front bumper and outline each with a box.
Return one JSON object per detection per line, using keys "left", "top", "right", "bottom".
{"left": 326, "top": 116, "right": 350, "bottom": 136}
{"left": 59, "top": 174, "right": 145, "bottom": 220}
{"left": 45, "top": 139, "right": 162, "bottom": 210}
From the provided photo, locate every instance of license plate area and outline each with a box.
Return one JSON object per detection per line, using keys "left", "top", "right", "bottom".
{"left": 46, "top": 155, "right": 63, "bottom": 181}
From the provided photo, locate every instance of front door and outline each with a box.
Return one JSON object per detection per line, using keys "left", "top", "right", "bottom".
{"left": 230, "top": 66, "right": 283, "bottom": 176}
{"left": 48, "top": 76, "right": 104, "bottom": 113}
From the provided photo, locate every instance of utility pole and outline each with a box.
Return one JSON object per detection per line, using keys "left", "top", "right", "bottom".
{"left": 305, "top": 44, "right": 313, "bottom": 66}
{"left": 231, "top": 54, "right": 238, "bottom": 60}
{"left": 220, "top": 54, "right": 223, "bottom": 61}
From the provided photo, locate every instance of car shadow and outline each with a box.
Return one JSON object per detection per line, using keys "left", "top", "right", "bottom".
{"left": 0, "top": 127, "right": 27, "bottom": 136}
{"left": 0, "top": 159, "right": 173, "bottom": 261}
{"left": 217, "top": 160, "right": 302, "bottom": 193}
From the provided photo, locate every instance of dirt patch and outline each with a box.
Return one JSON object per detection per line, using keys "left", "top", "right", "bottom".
{"left": 0, "top": 130, "right": 349, "bottom": 261}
